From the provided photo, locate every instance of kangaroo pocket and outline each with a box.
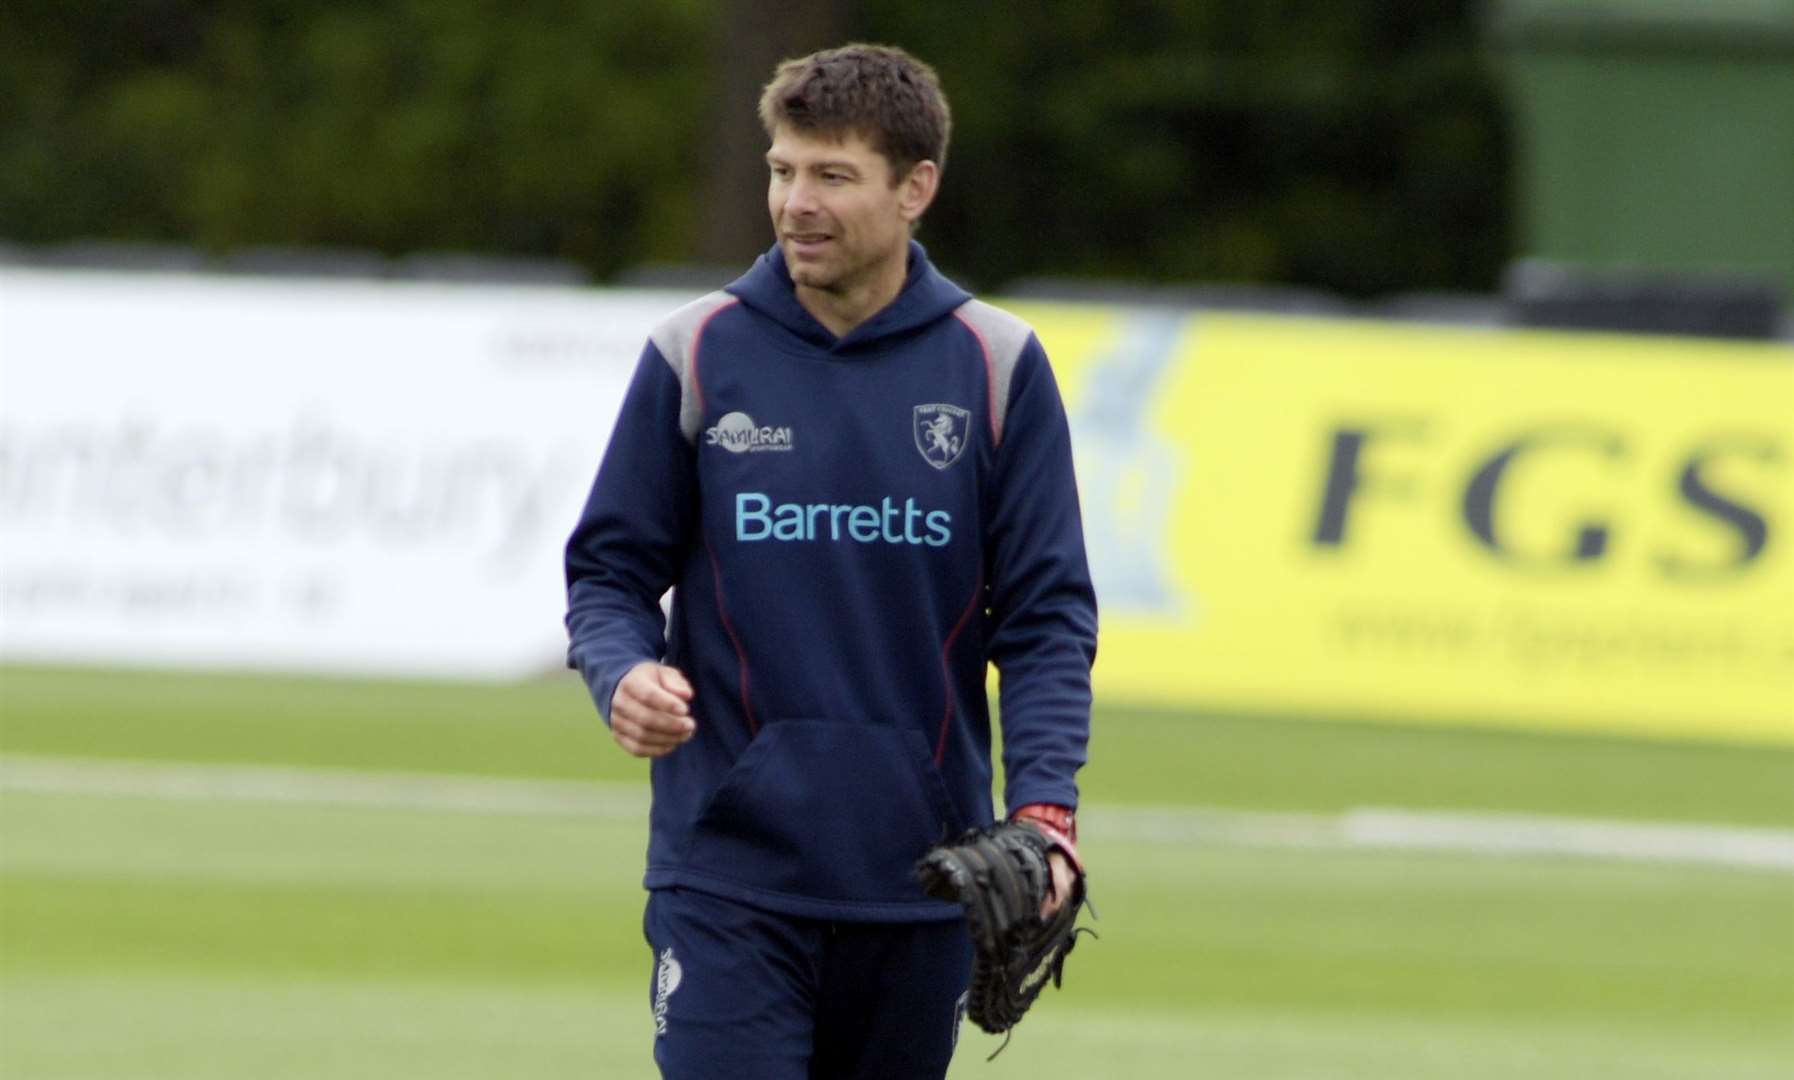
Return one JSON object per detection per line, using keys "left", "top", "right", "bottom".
{"left": 681, "top": 719, "right": 964, "bottom": 904}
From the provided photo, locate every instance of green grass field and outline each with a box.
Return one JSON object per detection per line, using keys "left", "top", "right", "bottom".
{"left": 3, "top": 665, "right": 1792, "bottom": 1078}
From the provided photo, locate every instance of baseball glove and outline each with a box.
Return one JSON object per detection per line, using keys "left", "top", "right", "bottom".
{"left": 914, "top": 819, "right": 1091, "bottom": 1039}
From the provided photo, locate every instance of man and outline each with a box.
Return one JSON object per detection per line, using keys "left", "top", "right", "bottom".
{"left": 565, "top": 43, "right": 1096, "bottom": 1079}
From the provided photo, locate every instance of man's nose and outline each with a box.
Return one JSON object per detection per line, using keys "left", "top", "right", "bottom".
{"left": 784, "top": 176, "right": 821, "bottom": 216}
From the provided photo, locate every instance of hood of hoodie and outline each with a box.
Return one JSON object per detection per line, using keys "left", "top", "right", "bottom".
{"left": 724, "top": 239, "right": 972, "bottom": 353}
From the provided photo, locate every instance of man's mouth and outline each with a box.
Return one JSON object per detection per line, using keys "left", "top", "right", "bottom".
{"left": 785, "top": 233, "right": 833, "bottom": 255}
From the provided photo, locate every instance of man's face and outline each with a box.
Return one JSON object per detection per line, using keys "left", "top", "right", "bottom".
{"left": 766, "top": 126, "right": 930, "bottom": 295}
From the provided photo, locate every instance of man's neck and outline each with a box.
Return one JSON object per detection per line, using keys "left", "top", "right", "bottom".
{"left": 794, "top": 249, "right": 910, "bottom": 339}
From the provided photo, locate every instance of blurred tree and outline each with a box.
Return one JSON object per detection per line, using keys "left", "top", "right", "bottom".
{"left": 697, "top": 0, "right": 854, "bottom": 266}
{"left": 861, "top": 0, "right": 1511, "bottom": 294}
{"left": 0, "top": 1, "right": 1509, "bottom": 295}
{"left": 0, "top": 0, "right": 709, "bottom": 276}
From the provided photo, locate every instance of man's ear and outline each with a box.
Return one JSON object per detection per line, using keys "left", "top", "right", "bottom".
{"left": 897, "top": 160, "right": 940, "bottom": 224}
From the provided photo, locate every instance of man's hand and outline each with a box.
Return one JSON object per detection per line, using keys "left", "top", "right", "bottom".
{"left": 609, "top": 662, "right": 695, "bottom": 758}
{"left": 1042, "top": 851, "right": 1075, "bottom": 919}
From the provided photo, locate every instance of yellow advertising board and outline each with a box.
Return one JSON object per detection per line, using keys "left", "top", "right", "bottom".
{"left": 1014, "top": 304, "right": 1794, "bottom": 744}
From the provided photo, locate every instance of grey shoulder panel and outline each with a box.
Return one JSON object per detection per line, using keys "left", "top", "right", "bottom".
{"left": 648, "top": 291, "right": 738, "bottom": 443}
{"left": 953, "top": 298, "right": 1035, "bottom": 446}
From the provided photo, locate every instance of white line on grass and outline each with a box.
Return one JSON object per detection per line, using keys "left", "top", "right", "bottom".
{"left": 1109, "top": 804, "right": 1794, "bottom": 873}
{"left": 4, "top": 753, "right": 1792, "bottom": 873}
{"left": 0, "top": 753, "right": 644, "bottom": 819}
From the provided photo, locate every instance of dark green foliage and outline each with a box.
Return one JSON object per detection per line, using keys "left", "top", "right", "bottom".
{"left": 1, "top": 2, "right": 1510, "bottom": 294}
{"left": 866, "top": 1, "right": 1511, "bottom": 294}
{"left": 0, "top": 0, "right": 709, "bottom": 276}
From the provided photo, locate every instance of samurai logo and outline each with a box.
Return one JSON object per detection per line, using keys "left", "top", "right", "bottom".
{"left": 913, "top": 403, "right": 971, "bottom": 470}
{"left": 653, "top": 947, "right": 682, "bottom": 1037}
{"left": 705, "top": 411, "right": 793, "bottom": 453}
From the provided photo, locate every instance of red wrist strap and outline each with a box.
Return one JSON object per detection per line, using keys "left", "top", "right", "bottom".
{"left": 1011, "top": 803, "right": 1081, "bottom": 874}
{"left": 1012, "top": 802, "right": 1076, "bottom": 842}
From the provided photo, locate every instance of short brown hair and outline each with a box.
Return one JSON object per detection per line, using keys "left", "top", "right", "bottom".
{"left": 758, "top": 43, "right": 951, "bottom": 182}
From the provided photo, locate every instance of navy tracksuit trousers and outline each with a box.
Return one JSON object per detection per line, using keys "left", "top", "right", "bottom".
{"left": 644, "top": 888, "right": 972, "bottom": 1079}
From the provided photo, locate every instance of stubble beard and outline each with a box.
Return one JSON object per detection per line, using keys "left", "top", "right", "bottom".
{"left": 787, "top": 240, "right": 863, "bottom": 296}
{"left": 789, "top": 231, "right": 912, "bottom": 302}
{"left": 788, "top": 258, "right": 837, "bottom": 292}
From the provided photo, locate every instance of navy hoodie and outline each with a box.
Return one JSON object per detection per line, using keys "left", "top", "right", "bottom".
{"left": 565, "top": 241, "right": 1096, "bottom": 921}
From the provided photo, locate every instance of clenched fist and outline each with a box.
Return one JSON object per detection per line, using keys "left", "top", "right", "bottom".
{"left": 609, "top": 662, "right": 696, "bottom": 758}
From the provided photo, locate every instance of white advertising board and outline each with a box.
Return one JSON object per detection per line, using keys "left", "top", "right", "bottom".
{"left": 0, "top": 268, "right": 697, "bottom": 678}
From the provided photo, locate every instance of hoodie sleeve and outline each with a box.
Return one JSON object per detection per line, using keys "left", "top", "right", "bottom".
{"left": 564, "top": 340, "right": 698, "bottom": 724}
{"left": 984, "top": 335, "right": 1098, "bottom": 812}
